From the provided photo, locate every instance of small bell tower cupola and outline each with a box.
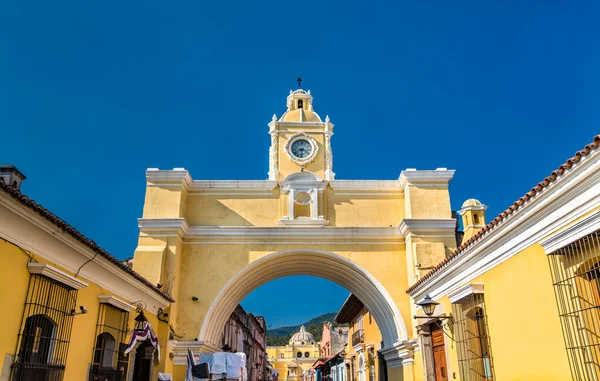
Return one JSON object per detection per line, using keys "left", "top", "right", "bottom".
{"left": 459, "top": 199, "right": 488, "bottom": 244}
{"left": 0, "top": 165, "right": 26, "bottom": 191}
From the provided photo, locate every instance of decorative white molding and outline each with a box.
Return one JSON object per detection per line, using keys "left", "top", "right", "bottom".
{"left": 324, "top": 132, "right": 335, "bottom": 181}
{"left": 458, "top": 204, "right": 488, "bottom": 215}
{"left": 329, "top": 180, "right": 403, "bottom": 195}
{"left": 398, "top": 219, "right": 457, "bottom": 238}
{"left": 448, "top": 283, "right": 484, "bottom": 303}
{"left": 398, "top": 169, "right": 455, "bottom": 190}
{"left": 168, "top": 340, "right": 221, "bottom": 365}
{"left": 27, "top": 262, "right": 88, "bottom": 290}
{"left": 184, "top": 226, "right": 403, "bottom": 241}
{"left": 408, "top": 146, "right": 600, "bottom": 302}
{"left": 0, "top": 196, "right": 171, "bottom": 314}
{"left": 147, "top": 169, "right": 278, "bottom": 195}
{"left": 146, "top": 168, "right": 192, "bottom": 188}
{"left": 279, "top": 218, "right": 329, "bottom": 227}
{"left": 138, "top": 218, "right": 189, "bottom": 238}
{"left": 284, "top": 132, "right": 320, "bottom": 166}
{"left": 540, "top": 210, "right": 600, "bottom": 254}
{"left": 98, "top": 295, "right": 136, "bottom": 312}
{"left": 268, "top": 127, "right": 280, "bottom": 181}
{"left": 379, "top": 340, "right": 418, "bottom": 368}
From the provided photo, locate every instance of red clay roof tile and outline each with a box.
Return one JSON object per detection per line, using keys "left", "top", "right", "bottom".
{"left": 406, "top": 134, "right": 600, "bottom": 294}
{"left": 0, "top": 182, "right": 175, "bottom": 303}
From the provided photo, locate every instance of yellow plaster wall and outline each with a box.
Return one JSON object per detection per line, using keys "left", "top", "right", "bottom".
{"left": 404, "top": 186, "right": 451, "bottom": 219}
{"left": 142, "top": 186, "right": 186, "bottom": 218}
{"left": 0, "top": 239, "right": 31, "bottom": 379}
{"left": 469, "top": 243, "right": 571, "bottom": 381}
{"left": 175, "top": 244, "right": 412, "bottom": 343}
{"left": 186, "top": 194, "right": 280, "bottom": 226}
{"left": 0, "top": 238, "right": 168, "bottom": 381}
{"left": 326, "top": 192, "right": 404, "bottom": 226}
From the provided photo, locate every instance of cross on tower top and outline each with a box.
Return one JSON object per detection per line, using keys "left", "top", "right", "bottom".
{"left": 296, "top": 77, "right": 302, "bottom": 88}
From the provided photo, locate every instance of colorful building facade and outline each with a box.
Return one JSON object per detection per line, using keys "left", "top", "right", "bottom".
{"left": 266, "top": 326, "right": 321, "bottom": 381}
{"left": 335, "top": 294, "right": 384, "bottom": 381}
{"left": 0, "top": 165, "right": 173, "bottom": 381}
{"left": 407, "top": 135, "right": 600, "bottom": 381}
{"left": 221, "top": 305, "right": 267, "bottom": 381}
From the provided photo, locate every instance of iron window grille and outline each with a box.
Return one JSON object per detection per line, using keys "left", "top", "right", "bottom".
{"left": 548, "top": 230, "right": 600, "bottom": 381}
{"left": 89, "top": 303, "right": 130, "bottom": 381}
{"left": 451, "top": 293, "right": 495, "bottom": 381}
{"left": 11, "top": 274, "right": 78, "bottom": 381}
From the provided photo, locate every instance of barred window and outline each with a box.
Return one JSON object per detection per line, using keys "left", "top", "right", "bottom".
{"left": 89, "top": 303, "right": 130, "bottom": 381}
{"left": 451, "top": 293, "right": 495, "bottom": 381}
{"left": 12, "top": 275, "right": 77, "bottom": 381}
{"left": 548, "top": 230, "right": 600, "bottom": 381}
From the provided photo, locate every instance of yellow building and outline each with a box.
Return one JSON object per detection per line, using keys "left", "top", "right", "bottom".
{"left": 407, "top": 134, "right": 600, "bottom": 381}
{"left": 335, "top": 294, "right": 383, "bottom": 381}
{"left": 0, "top": 165, "right": 173, "bottom": 381}
{"left": 266, "top": 326, "right": 321, "bottom": 381}
{"left": 132, "top": 86, "right": 459, "bottom": 381}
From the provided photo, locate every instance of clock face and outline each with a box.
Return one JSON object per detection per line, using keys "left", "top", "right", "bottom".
{"left": 291, "top": 139, "right": 313, "bottom": 159}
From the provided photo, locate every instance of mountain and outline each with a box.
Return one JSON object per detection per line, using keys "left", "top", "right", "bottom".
{"left": 266, "top": 312, "right": 346, "bottom": 346}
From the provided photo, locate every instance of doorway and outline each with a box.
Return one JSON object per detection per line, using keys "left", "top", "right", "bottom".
{"left": 132, "top": 339, "right": 153, "bottom": 381}
{"left": 431, "top": 326, "right": 448, "bottom": 381}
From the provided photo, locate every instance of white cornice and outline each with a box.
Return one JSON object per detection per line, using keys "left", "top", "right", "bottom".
{"left": 138, "top": 218, "right": 189, "bottom": 238}
{"left": 540, "top": 210, "right": 600, "bottom": 254}
{"left": 139, "top": 219, "right": 405, "bottom": 244}
{"left": 398, "top": 218, "right": 457, "bottom": 238}
{"left": 408, "top": 147, "right": 600, "bottom": 301}
{"left": 146, "top": 168, "right": 192, "bottom": 188}
{"left": 458, "top": 204, "right": 488, "bottom": 215}
{"left": 448, "top": 283, "right": 484, "bottom": 303}
{"left": 189, "top": 180, "right": 278, "bottom": 195}
{"left": 28, "top": 262, "right": 88, "bottom": 290}
{"left": 185, "top": 225, "right": 403, "bottom": 241}
{"left": 329, "top": 180, "right": 403, "bottom": 195}
{"left": 146, "top": 169, "right": 279, "bottom": 196}
{"left": 398, "top": 169, "right": 455, "bottom": 190}
{"left": 98, "top": 295, "right": 136, "bottom": 312}
{"left": 379, "top": 340, "right": 418, "bottom": 368}
{"left": 279, "top": 219, "right": 329, "bottom": 227}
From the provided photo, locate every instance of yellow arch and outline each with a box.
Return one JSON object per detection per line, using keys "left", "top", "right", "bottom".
{"left": 198, "top": 249, "right": 408, "bottom": 349}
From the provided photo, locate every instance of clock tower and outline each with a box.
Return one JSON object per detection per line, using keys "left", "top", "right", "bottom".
{"left": 268, "top": 87, "right": 334, "bottom": 181}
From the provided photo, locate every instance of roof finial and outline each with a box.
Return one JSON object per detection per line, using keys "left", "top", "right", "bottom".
{"left": 296, "top": 77, "right": 302, "bottom": 89}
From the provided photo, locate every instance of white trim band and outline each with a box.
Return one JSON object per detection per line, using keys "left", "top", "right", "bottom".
{"left": 448, "top": 283, "right": 484, "bottom": 303}
{"left": 98, "top": 295, "right": 136, "bottom": 312}
{"left": 540, "top": 210, "right": 600, "bottom": 254}
{"left": 28, "top": 262, "right": 88, "bottom": 290}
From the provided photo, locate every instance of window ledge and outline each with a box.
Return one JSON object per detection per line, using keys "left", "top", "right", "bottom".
{"left": 98, "top": 295, "right": 136, "bottom": 312}
{"left": 28, "top": 262, "right": 88, "bottom": 290}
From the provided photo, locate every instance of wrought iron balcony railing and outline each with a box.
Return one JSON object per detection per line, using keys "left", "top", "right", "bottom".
{"left": 352, "top": 329, "right": 364, "bottom": 347}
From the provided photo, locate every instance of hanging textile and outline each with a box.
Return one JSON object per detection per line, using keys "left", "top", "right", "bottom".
{"left": 124, "top": 322, "right": 160, "bottom": 362}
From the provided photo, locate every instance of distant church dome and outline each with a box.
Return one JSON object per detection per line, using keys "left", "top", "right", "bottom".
{"left": 462, "top": 199, "right": 482, "bottom": 207}
{"left": 289, "top": 325, "right": 315, "bottom": 345}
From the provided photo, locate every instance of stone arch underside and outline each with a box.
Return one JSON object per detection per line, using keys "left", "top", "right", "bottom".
{"left": 198, "top": 249, "right": 408, "bottom": 350}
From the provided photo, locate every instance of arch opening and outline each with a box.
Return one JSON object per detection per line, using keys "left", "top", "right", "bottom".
{"left": 199, "top": 250, "right": 408, "bottom": 351}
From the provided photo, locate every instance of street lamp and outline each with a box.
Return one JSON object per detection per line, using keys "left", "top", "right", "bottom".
{"left": 134, "top": 310, "right": 148, "bottom": 333}
{"left": 417, "top": 295, "right": 438, "bottom": 317}
{"left": 413, "top": 295, "right": 452, "bottom": 321}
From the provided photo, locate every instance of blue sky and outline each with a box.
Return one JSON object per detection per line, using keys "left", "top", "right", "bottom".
{"left": 1, "top": 0, "right": 598, "bottom": 328}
